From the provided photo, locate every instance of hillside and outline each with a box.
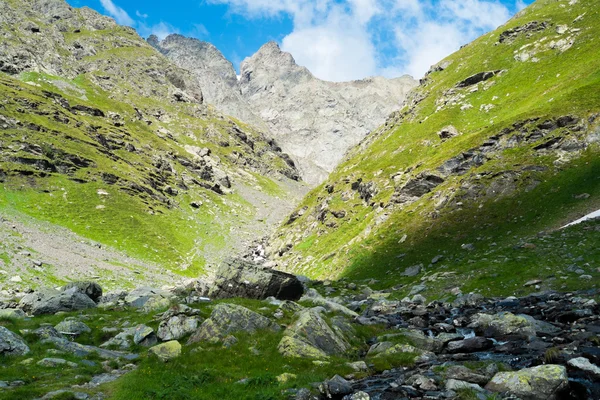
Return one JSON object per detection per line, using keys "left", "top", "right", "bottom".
{"left": 268, "top": 0, "right": 600, "bottom": 299}
{"left": 0, "top": 0, "right": 306, "bottom": 290}
{"left": 150, "top": 36, "right": 418, "bottom": 185}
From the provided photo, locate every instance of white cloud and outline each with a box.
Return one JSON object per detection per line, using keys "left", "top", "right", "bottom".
{"left": 192, "top": 23, "right": 210, "bottom": 38}
{"left": 136, "top": 10, "right": 148, "bottom": 19}
{"left": 99, "top": 0, "right": 134, "bottom": 26}
{"left": 137, "top": 21, "right": 180, "bottom": 40}
{"left": 208, "top": 0, "right": 529, "bottom": 81}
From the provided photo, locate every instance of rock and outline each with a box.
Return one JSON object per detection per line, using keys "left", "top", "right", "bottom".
{"left": 208, "top": 258, "right": 304, "bottom": 300}
{"left": 518, "top": 314, "right": 561, "bottom": 336}
{"left": 319, "top": 375, "right": 352, "bottom": 397}
{"left": 0, "top": 308, "right": 25, "bottom": 319}
{"left": 20, "top": 287, "right": 96, "bottom": 316}
{"left": 485, "top": 365, "right": 568, "bottom": 400}
{"left": 437, "top": 125, "right": 461, "bottom": 141}
{"left": 347, "top": 361, "right": 369, "bottom": 372}
{"left": 456, "top": 70, "right": 503, "bottom": 87}
{"left": 188, "top": 303, "right": 279, "bottom": 344}
{"left": 446, "top": 337, "right": 494, "bottom": 353}
{"left": 445, "top": 379, "right": 484, "bottom": 392}
{"left": 567, "top": 357, "right": 600, "bottom": 379}
{"left": 133, "top": 324, "right": 157, "bottom": 347}
{"left": 157, "top": 314, "right": 202, "bottom": 341}
{"left": 402, "top": 264, "right": 422, "bottom": 277}
{"left": 62, "top": 281, "right": 103, "bottom": 303}
{"left": 444, "top": 365, "right": 489, "bottom": 385}
{"left": 367, "top": 342, "right": 435, "bottom": 362}
{"left": 39, "top": 390, "right": 89, "bottom": 400}
{"left": 101, "top": 328, "right": 134, "bottom": 350}
{"left": 278, "top": 309, "right": 349, "bottom": 358}
{"left": 45, "top": 337, "right": 138, "bottom": 360}
{"left": 37, "top": 357, "right": 78, "bottom": 368}
{"left": 124, "top": 287, "right": 172, "bottom": 309}
{"left": 301, "top": 296, "right": 358, "bottom": 318}
{"left": 348, "top": 392, "right": 370, "bottom": 400}
{"left": 524, "top": 279, "right": 542, "bottom": 287}
{"left": 0, "top": 326, "right": 30, "bottom": 356}
{"left": 276, "top": 373, "right": 297, "bottom": 383}
{"left": 470, "top": 312, "right": 536, "bottom": 340}
{"left": 55, "top": 318, "right": 91, "bottom": 337}
{"left": 149, "top": 340, "right": 181, "bottom": 362}
{"left": 452, "top": 293, "right": 485, "bottom": 307}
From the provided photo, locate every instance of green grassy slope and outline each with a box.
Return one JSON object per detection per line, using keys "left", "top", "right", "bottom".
{"left": 0, "top": 0, "right": 304, "bottom": 287}
{"left": 269, "top": 0, "right": 600, "bottom": 297}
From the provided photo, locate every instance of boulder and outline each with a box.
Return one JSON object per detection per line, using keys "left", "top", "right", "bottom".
{"left": 124, "top": 287, "right": 172, "bottom": 309}
{"left": 101, "top": 328, "right": 135, "bottom": 350}
{"left": 157, "top": 314, "right": 202, "bottom": 341}
{"left": 437, "top": 125, "right": 461, "bottom": 141}
{"left": 45, "top": 336, "right": 138, "bottom": 360}
{"left": 37, "top": 358, "right": 78, "bottom": 368}
{"left": 208, "top": 258, "right": 304, "bottom": 300}
{"left": 319, "top": 375, "right": 352, "bottom": 398}
{"left": 278, "top": 309, "right": 349, "bottom": 358}
{"left": 444, "top": 365, "right": 489, "bottom": 385}
{"left": 567, "top": 357, "right": 600, "bottom": 379}
{"left": 20, "top": 287, "right": 96, "bottom": 316}
{"left": 133, "top": 324, "right": 157, "bottom": 347}
{"left": 0, "top": 308, "right": 25, "bottom": 319}
{"left": 0, "top": 326, "right": 30, "bottom": 356}
{"left": 446, "top": 337, "right": 494, "bottom": 353}
{"left": 149, "top": 340, "right": 181, "bottom": 362}
{"left": 62, "top": 281, "right": 103, "bottom": 303}
{"left": 187, "top": 303, "right": 278, "bottom": 344}
{"left": 485, "top": 365, "right": 568, "bottom": 400}
{"left": 367, "top": 342, "right": 435, "bottom": 362}
{"left": 55, "top": 318, "right": 91, "bottom": 337}
{"left": 470, "top": 312, "right": 536, "bottom": 340}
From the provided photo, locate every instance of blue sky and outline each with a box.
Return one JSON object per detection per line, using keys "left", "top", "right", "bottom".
{"left": 67, "top": 0, "right": 532, "bottom": 81}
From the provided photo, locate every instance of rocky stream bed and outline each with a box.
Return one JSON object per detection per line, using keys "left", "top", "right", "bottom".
{"left": 0, "top": 260, "right": 599, "bottom": 399}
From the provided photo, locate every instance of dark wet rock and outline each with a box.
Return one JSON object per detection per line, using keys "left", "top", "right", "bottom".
{"left": 446, "top": 337, "right": 494, "bottom": 353}
{"left": 499, "top": 21, "right": 549, "bottom": 44}
{"left": 456, "top": 70, "right": 503, "bottom": 88}
{"left": 319, "top": 375, "right": 353, "bottom": 398}
{"left": 209, "top": 258, "right": 304, "bottom": 301}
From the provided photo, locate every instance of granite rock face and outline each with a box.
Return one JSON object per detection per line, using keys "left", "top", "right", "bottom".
{"left": 150, "top": 37, "right": 417, "bottom": 185}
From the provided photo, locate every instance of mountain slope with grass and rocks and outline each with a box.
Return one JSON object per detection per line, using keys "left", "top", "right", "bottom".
{"left": 268, "top": 0, "right": 600, "bottom": 301}
{"left": 150, "top": 35, "right": 418, "bottom": 186}
{"left": 0, "top": 0, "right": 307, "bottom": 290}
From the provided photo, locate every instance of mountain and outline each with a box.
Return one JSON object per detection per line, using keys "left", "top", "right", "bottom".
{"left": 0, "top": 0, "right": 306, "bottom": 289}
{"left": 268, "top": 0, "right": 600, "bottom": 298}
{"left": 150, "top": 36, "right": 418, "bottom": 185}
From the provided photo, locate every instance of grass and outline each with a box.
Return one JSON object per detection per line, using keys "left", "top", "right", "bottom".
{"left": 271, "top": 0, "right": 600, "bottom": 298}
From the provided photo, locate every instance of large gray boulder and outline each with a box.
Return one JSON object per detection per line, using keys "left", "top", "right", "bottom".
{"left": 278, "top": 309, "right": 350, "bottom": 358}
{"left": 124, "top": 287, "right": 172, "bottom": 309}
{"left": 485, "top": 365, "right": 568, "bottom": 400}
{"left": 208, "top": 258, "right": 304, "bottom": 301}
{"left": 187, "top": 303, "right": 279, "bottom": 344}
{"left": 0, "top": 326, "right": 30, "bottom": 356}
{"left": 470, "top": 312, "right": 537, "bottom": 340}
{"left": 20, "top": 287, "right": 97, "bottom": 316}
{"left": 62, "top": 281, "right": 103, "bottom": 303}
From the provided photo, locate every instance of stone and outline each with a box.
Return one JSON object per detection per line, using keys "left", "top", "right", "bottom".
{"left": 101, "top": 328, "right": 134, "bottom": 350}
{"left": 347, "top": 361, "right": 369, "bottom": 372}
{"left": 276, "top": 373, "right": 297, "bottom": 383}
{"left": 319, "top": 375, "right": 352, "bottom": 397}
{"left": 0, "top": 308, "right": 25, "bottom": 319}
{"left": 445, "top": 379, "right": 484, "bottom": 392}
{"left": 485, "top": 365, "right": 568, "bottom": 400}
{"left": 278, "top": 309, "right": 349, "bottom": 358}
{"left": 157, "top": 314, "right": 202, "bottom": 341}
{"left": 40, "top": 390, "right": 89, "bottom": 400}
{"left": 437, "top": 125, "right": 461, "bottom": 140}
{"left": 445, "top": 365, "right": 489, "bottom": 385}
{"left": 62, "top": 281, "right": 103, "bottom": 303}
{"left": 149, "top": 340, "right": 181, "bottom": 362}
{"left": 37, "top": 357, "right": 78, "bottom": 368}
{"left": 208, "top": 258, "right": 304, "bottom": 300}
{"left": 446, "top": 337, "right": 494, "bottom": 353}
{"left": 567, "top": 357, "right": 600, "bottom": 378}
{"left": 402, "top": 264, "right": 422, "bottom": 277}
{"left": 470, "top": 312, "right": 536, "bottom": 340}
{"left": 367, "top": 342, "right": 435, "bottom": 362}
{"left": 188, "top": 303, "right": 279, "bottom": 344}
{"left": 55, "top": 318, "right": 91, "bottom": 337}
{"left": 0, "top": 326, "right": 30, "bottom": 356}
{"left": 20, "top": 287, "right": 96, "bottom": 316}
{"left": 133, "top": 324, "right": 157, "bottom": 347}
{"left": 124, "top": 287, "right": 172, "bottom": 309}
{"left": 349, "top": 392, "right": 370, "bottom": 400}
{"left": 45, "top": 337, "right": 138, "bottom": 360}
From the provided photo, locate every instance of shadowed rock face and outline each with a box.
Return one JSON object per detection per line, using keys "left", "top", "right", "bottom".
{"left": 208, "top": 258, "right": 304, "bottom": 301}
{"left": 151, "top": 37, "right": 418, "bottom": 186}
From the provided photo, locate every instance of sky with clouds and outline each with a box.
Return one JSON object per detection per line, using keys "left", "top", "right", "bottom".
{"left": 67, "top": 0, "right": 532, "bottom": 81}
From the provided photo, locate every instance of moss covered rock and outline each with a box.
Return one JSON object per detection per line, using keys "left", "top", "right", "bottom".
{"left": 485, "top": 364, "right": 568, "bottom": 400}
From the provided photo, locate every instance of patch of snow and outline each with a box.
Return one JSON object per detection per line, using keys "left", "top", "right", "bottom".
{"left": 562, "top": 209, "right": 600, "bottom": 228}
